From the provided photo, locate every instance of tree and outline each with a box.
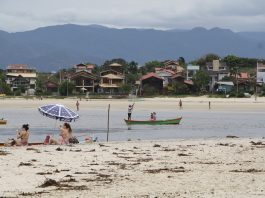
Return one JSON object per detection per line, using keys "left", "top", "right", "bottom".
{"left": 142, "top": 84, "right": 159, "bottom": 96}
{"left": 0, "top": 81, "right": 11, "bottom": 95}
{"left": 127, "top": 61, "right": 138, "bottom": 74}
{"left": 178, "top": 57, "right": 186, "bottom": 66}
{"left": 192, "top": 70, "right": 210, "bottom": 92}
{"left": 119, "top": 84, "right": 132, "bottom": 95}
{"left": 102, "top": 58, "right": 128, "bottom": 73}
{"left": 35, "top": 78, "right": 45, "bottom": 96}
{"left": 172, "top": 82, "right": 189, "bottom": 94}
{"left": 223, "top": 54, "right": 240, "bottom": 77}
{"left": 59, "top": 81, "right": 75, "bottom": 96}
{"left": 141, "top": 61, "right": 163, "bottom": 74}
{"left": 194, "top": 53, "right": 220, "bottom": 66}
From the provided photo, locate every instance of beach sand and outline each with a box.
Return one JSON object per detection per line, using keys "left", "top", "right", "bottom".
{"left": 1, "top": 97, "right": 265, "bottom": 197}
{"left": 1, "top": 138, "right": 265, "bottom": 197}
{"left": 1, "top": 96, "right": 265, "bottom": 112}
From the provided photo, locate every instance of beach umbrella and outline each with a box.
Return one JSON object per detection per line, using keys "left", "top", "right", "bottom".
{"left": 38, "top": 104, "right": 79, "bottom": 122}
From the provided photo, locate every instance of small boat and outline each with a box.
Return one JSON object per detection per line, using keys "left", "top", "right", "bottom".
{"left": 124, "top": 117, "right": 182, "bottom": 125}
{"left": 0, "top": 119, "right": 7, "bottom": 125}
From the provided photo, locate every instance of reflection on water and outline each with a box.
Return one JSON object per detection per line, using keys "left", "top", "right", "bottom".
{"left": 1, "top": 108, "right": 265, "bottom": 142}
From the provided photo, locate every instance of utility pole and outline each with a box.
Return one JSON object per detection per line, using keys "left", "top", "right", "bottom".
{"left": 236, "top": 66, "right": 239, "bottom": 97}
{"left": 66, "top": 78, "right": 69, "bottom": 97}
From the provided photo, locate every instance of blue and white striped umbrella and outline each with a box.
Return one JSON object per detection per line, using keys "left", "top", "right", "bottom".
{"left": 38, "top": 104, "right": 79, "bottom": 122}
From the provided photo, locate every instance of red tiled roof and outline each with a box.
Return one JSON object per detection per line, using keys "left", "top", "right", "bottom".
{"left": 165, "top": 69, "right": 176, "bottom": 75}
{"left": 70, "top": 71, "right": 96, "bottom": 80}
{"left": 141, "top": 72, "right": 163, "bottom": 81}
{"left": 155, "top": 68, "right": 176, "bottom": 75}
{"left": 155, "top": 67, "right": 163, "bottom": 71}
{"left": 75, "top": 63, "right": 86, "bottom": 67}
{"left": 75, "top": 63, "right": 94, "bottom": 70}
{"left": 45, "top": 80, "right": 58, "bottom": 88}
{"left": 86, "top": 64, "right": 94, "bottom": 69}
{"left": 184, "top": 80, "right": 194, "bottom": 85}
{"left": 172, "top": 73, "right": 185, "bottom": 79}
{"left": 237, "top": 72, "right": 250, "bottom": 79}
{"left": 7, "top": 64, "right": 29, "bottom": 70}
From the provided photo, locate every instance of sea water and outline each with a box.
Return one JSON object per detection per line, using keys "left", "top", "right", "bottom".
{"left": 0, "top": 108, "right": 265, "bottom": 142}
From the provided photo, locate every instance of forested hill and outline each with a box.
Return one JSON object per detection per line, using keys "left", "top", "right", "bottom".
{"left": 0, "top": 24, "right": 265, "bottom": 71}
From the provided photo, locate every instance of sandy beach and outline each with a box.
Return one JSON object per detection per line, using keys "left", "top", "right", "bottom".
{"left": 1, "top": 96, "right": 265, "bottom": 112}
{"left": 1, "top": 138, "right": 265, "bottom": 197}
{"left": 1, "top": 97, "right": 265, "bottom": 197}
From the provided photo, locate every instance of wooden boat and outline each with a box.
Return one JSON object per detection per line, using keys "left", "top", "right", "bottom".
{"left": 124, "top": 117, "right": 182, "bottom": 125}
{"left": 0, "top": 119, "right": 7, "bottom": 125}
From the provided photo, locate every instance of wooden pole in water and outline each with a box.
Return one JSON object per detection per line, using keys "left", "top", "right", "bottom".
{"left": 107, "top": 104, "right": 110, "bottom": 142}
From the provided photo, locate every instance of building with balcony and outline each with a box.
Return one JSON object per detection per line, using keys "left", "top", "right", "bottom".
{"left": 98, "top": 69, "right": 125, "bottom": 94}
{"left": 5, "top": 64, "right": 37, "bottom": 93}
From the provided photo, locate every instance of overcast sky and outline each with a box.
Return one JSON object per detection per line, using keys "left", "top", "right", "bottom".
{"left": 1, "top": 0, "right": 265, "bottom": 32}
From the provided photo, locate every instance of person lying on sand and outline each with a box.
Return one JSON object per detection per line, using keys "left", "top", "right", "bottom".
{"left": 46, "top": 123, "right": 78, "bottom": 145}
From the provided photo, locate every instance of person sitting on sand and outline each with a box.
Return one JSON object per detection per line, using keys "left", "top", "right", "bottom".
{"left": 12, "top": 124, "right": 30, "bottom": 146}
{"left": 48, "top": 123, "right": 78, "bottom": 145}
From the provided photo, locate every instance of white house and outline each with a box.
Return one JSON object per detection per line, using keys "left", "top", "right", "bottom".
{"left": 155, "top": 68, "right": 175, "bottom": 87}
{"left": 5, "top": 64, "right": 37, "bottom": 93}
{"left": 186, "top": 65, "right": 200, "bottom": 80}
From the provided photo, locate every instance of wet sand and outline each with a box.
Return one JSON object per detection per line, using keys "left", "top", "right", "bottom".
{"left": 1, "top": 138, "right": 265, "bottom": 197}
{"left": 1, "top": 96, "right": 265, "bottom": 112}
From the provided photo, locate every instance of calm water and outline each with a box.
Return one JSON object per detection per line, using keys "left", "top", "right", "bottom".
{"left": 1, "top": 108, "right": 265, "bottom": 142}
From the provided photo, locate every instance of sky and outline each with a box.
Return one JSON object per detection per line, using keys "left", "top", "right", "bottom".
{"left": 1, "top": 0, "right": 265, "bottom": 32}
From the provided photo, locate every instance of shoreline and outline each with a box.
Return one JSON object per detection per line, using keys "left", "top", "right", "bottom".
{"left": 1, "top": 96, "right": 265, "bottom": 110}
{"left": 1, "top": 137, "right": 265, "bottom": 197}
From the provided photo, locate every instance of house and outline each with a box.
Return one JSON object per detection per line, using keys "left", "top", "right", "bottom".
{"left": 163, "top": 60, "right": 185, "bottom": 73}
{"left": 216, "top": 81, "right": 234, "bottom": 93}
{"left": 233, "top": 72, "right": 254, "bottom": 92}
{"left": 98, "top": 69, "right": 125, "bottom": 94}
{"left": 171, "top": 73, "right": 194, "bottom": 93}
{"left": 70, "top": 70, "right": 97, "bottom": 93}
{"left": 109, "top": 62, "right": 123, "bottom": 73}
{"left": 155, "top": 68, "right": 175, "bottom": 87}
{"left": 257, "top": 61, "right": 265, "bottom": 84}
{"left": 74, "top": 63, "right": 94, "bottom": 73}
{"left": 186, "top": 65, "right": 200, "bottom": 80}
{"left": 203, "top": 60, "right": 229, "bottom": 91}
{"left": 5, "top": 64, "right": 37, "bottom": 93}
{"left": 139, "top": 72, "right": 163, "bottom": 95}
{"left": 44, "top": 80, "right": 59, "bottom": 95}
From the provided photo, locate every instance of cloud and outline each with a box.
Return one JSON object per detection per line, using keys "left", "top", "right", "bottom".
{"left": 0, "top": 0, "right": 265, "bottom": 32}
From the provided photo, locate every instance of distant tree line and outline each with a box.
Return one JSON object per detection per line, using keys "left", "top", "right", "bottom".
{"left": 0, "top": 54, "right": 263, "bottom": 96}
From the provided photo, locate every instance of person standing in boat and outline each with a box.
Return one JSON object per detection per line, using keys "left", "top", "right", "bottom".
{"left": 128, "top": 103, "right": 134, "bottom": 120}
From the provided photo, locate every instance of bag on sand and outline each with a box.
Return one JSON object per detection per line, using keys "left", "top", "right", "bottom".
{"left": 4, "top": 139, "right": 16, "bottom": 147}
{"left": 69, "top": 137, "right": 79, "bottom": 144}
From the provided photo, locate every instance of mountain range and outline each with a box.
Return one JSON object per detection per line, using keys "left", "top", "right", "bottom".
{"left": 0, "top": 24, "right": 265, "bottom": 71}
